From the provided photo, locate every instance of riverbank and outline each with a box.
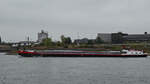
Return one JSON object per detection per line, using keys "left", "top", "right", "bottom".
{"left": 2, "top": 43, "right": 150, "bottom": 55}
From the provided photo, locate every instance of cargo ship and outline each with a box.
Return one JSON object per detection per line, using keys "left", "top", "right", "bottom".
{"left": 18, "top": 49, "right": 148, "bottom": 57}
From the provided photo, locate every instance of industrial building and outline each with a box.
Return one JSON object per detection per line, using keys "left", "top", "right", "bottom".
{"left": 74, "top": 38, "right": 89, "bottom": 44}
{"left": 97, "top": 32, "right": 150, "bottom": 44}
{"left": 37, "top": 30, "right": 48, "bottom": 43}
{"left": 97, "top": 33, "right": 112, "bottom": 43}
{"left": 74, "top": 38, "right": 96, "bottom": 44}
{"left": 123, "top": 32, "right": 150, "bottom": 42}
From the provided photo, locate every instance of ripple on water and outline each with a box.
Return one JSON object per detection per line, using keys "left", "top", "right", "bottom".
{"left": 0, "top": 54, "right": 150, "bottom": 84}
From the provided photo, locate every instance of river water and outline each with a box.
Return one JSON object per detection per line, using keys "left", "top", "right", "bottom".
{"left": 0, "top": 53, "right": 150, "bottom": 84}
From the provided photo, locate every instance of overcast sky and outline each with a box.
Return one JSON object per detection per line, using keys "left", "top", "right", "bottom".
{"left": 0, "top": 0, "right": 150, "bottom": 42}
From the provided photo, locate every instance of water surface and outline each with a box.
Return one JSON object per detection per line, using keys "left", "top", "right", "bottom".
{"left": 0, "top": 53, "right": 150, "bottom": 84}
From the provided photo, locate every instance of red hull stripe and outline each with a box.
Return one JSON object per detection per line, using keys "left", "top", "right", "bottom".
{"left": 18, "top": 51, "right": 147, "bottom": 57}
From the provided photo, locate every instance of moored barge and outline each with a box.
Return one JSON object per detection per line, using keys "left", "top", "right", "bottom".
{"left": 18, "top": 50, "right": 148, "bottom": 57}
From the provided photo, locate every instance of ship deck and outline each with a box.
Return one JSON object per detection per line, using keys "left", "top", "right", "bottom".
{"left": 18, "top": 50, "right": 148, "bottom": 57}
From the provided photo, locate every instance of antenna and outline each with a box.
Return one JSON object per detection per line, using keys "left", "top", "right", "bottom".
{"left": 27, "top": 36, "right": 29, "bottom": 42}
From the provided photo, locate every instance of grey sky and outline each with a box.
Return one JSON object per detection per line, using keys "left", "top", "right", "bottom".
{"left": 0, "top": 0, "right": 150, "bottom": 42}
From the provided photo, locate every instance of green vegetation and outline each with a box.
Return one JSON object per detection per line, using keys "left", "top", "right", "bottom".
{"left": 60, "top": 35, "right": 72, "bottom": 48}
{"left": 61, "top": 35, "right": 72, "bottom": 45}
{"left": 31, "top": 36, "right": 150, "bottom": 54}
{"left": 40, "top": 38, "right": 53, "bottom": 47}
{"left": 2, "top": 34, "right": 150, "bottom": 55}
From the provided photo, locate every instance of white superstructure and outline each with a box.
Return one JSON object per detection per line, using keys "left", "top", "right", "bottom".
{"left": 122, "top": 49, "right": 147, "bottom": 55}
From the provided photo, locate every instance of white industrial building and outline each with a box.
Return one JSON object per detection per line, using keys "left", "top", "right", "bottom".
{"left": 37, "top": 30, "right": 48, "bottom": 43}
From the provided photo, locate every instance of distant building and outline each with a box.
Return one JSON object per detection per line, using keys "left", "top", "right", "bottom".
{"left": 12, "top": 41, "right": 35, "bottom": 47}
{"left": 11, "top": 41, "right": 36, "bottom": 48}
{"left": 111, "top": 32, "right": 128, "bottom": 44}
{"left": 37, "top": 30, "right": 48, "bottom": 43}
{"left": 97, "top": 33, "right": 112, "bottom": 43}
{"left": 88, "top": 39, "right": 96, "bottom": 44}
{"left": 97, "top": 32, "right": 150, "bottom": 44}
{"left": 97, "top": 32, "right": 128, "bottom": 44}
{"left": 123, "top": 32, "right": 150, "bottom": 42}
{"left": 19, "top": 41, "right": 35, "bottom": 46}
{"left": 74, "top": 38, "right": 96, "bottom": 44}
{"left": 74, "top": 38, "right": 89, "bottom": 44}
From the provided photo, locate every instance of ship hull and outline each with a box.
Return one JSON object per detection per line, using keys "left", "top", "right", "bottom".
{"left": 18, "top": 51, "right": 148, "bottom": 57}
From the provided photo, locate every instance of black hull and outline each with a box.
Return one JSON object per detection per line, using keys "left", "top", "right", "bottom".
{"left": 18, "top": 53, "right": 148, "bottom": 58}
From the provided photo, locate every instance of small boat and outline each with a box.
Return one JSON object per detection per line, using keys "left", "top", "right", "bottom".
{"left": 17, "top": 49, "right": 148, "bottom": 57}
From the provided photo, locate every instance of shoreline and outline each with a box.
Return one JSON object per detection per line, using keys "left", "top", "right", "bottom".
{"left": 4, "top": 48, "right": 150, "bottom": 56}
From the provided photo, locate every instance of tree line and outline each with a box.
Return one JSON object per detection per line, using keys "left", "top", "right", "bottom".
{"left": 39, "top": 35, "right": 104, "bottom": 48}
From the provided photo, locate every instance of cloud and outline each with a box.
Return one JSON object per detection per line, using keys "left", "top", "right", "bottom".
{"left": 0, "top": 0, "right": 150, "bottom": 42}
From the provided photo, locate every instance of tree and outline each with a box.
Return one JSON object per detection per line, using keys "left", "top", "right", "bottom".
{"left": 60, "top": 35, "right": 72, "bottom": 46}
{"left": 65, "top": 37, "right": 72, "bottom": 44}
{"left": 61, "top": 35, "right": 65, "bottom": 44}
{"left": 55, "top": 41, "right": 61, "bottom": 46}
{"left": 41, "top": 38, "right": 53, "bottom": 47}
